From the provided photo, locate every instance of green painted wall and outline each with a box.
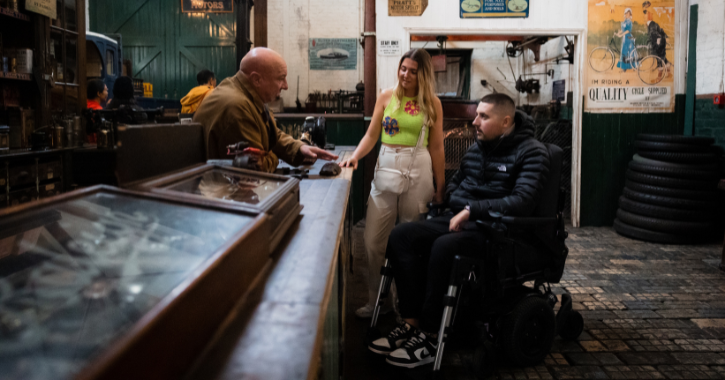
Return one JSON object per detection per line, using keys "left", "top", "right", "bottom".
{"left": 89, "top": 0, "right": 237, "bottom": 99}
{"left": 693, "top": 99, "right": 725, "bottom": 149}
{"left": 580, "top": 94, "right": 686, "bottom": 226}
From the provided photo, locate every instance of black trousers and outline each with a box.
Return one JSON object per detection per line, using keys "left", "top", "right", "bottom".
{"left": 386, "top": 214, "right": 488, "bottom": 332}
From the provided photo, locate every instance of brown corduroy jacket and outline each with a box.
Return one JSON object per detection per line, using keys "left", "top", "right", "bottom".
{"left": 193, "top": 71, "right": 304, "bottom": 172}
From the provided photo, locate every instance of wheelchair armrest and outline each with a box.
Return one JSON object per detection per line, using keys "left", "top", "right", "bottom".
{"left": 427, "top": 202, "right": 447, "bottom": 209}
{"left": 499, "top": 216, "right": 558, "bottom": 226}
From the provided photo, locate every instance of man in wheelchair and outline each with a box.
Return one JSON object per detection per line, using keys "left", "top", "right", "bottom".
{"left": 368, "top": 93, "right": 564, "bottom": 370}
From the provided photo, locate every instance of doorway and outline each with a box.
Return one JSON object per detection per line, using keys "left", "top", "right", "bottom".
{"left": 406, "top": 30, "right": 585, "bottom": 226}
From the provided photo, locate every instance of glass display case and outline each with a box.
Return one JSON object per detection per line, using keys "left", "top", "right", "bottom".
{"left": 134, "top": 164, "right": 302, "bottom": 252}
{"left": 0, "top": 185, "right": 270, "bottom": 380}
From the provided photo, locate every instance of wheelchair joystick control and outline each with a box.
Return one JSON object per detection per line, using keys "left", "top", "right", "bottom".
{"left": 488, "top": 209, "right": 507, "bottom": 233}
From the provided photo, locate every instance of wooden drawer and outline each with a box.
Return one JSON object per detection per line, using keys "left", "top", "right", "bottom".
{"left": 8, "top": 187, "right": 35, "bottom": 207}
{"left": 8, "top": 162, "right": 35, "bottom": 188}
{"left": 36, "top": 159, "right": 62, "bottom": 182}
{"left": 38, "top": 180, "right": 62, "bottom": 199}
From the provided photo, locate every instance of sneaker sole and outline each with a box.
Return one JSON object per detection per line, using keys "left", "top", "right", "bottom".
{"left": 385, "top": 356, "right": 435, "bottom": 368}
{"left": 368, "top": 346, "right": 393, "bottom": 355}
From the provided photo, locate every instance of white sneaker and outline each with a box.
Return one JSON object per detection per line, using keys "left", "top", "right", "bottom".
{"left": 355, "top": 303, "right": 392, "bottom": 319}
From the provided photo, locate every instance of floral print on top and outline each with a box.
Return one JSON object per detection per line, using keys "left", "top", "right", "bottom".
{"left": 383, "top": 116, "right": 400, "bottom": 137}
{"left": 404, "top": 100, "right": 420, "bottom": 116}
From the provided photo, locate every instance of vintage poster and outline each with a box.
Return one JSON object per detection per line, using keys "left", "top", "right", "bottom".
{"left": 586, "top": 0, "right": 676, "bottom": 112}
{"left": 309, "top": 39, "right": 358, "bottom": 71}
{"left": 25, "top": 0, "right": 56, "bottom": 19}
{"left": 460, "top": 0, "right": 529, "bottom": 19}
{"left": 389, "top": 0, "right": 428, "bottom": 16}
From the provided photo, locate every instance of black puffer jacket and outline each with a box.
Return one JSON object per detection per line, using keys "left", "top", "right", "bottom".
{"left": 446, "top": 110, "right": 550, "bottom": 220}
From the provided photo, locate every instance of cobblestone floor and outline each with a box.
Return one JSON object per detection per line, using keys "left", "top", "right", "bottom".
{"left": 343, "top": 224, "right": 725, "bottom": 380}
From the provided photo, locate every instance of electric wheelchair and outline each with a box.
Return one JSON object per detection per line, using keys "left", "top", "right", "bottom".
{"left": 367, "top": 143, "right": 583, "bottom": 378}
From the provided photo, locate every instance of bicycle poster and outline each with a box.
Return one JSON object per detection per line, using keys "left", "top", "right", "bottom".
{"left": 586, "top": 0, "right": 675, "bottom": 113}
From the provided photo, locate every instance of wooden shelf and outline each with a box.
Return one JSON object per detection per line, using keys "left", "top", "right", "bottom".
{"left": 51, "top": 25, "right": 79, "bottom": 36}
{"left": 0, "top": 71, "right": 32, "bottom": 81}
{"left": 0, "top": 6, "right": 30, "bottom": 22}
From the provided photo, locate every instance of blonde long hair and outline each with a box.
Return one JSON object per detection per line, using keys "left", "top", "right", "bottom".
{"left": 392, "top": 49, "right": 438, "bottom": 126}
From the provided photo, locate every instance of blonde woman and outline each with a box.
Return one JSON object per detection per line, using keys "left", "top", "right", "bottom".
{"left": 341, "top": 48, "right": 445, "bottom": 318}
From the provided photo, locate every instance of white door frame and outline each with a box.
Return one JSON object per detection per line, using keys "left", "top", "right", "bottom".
{"left": 402, "top": 27, "right": 587, "bottom": 227}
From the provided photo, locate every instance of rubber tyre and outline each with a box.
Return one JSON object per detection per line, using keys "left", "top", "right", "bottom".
{"left": 628, "top": 161, "right": 719, "bottom": 180}
{"left": 625, "top": 170, "right": 718, "bottom": 191}
{"left": 558, "top": 311, "right": 584, "bottom": 341}
{"left": 616, "top": 209, "right": 714, "bottom": 234}
{"left": 638, "top": 150, "right": 721, "bottom": 164}
{"left": 472, "top": 341, "right": 497, "bottom": 380}
{"left": 625, "top": 180, "right": 719, "bottom": 201}
{"left": 636, "top": 133, "right": 715, "bottom": 146}
{"left": 614, "top": 218, "right": 713, "bottom": 244}
{"left": 618, "top": 195, "right": 715, "bottom": 221}
{"left": 634, "top": 140, "right": 712, "bottom": 153}
{"left": 501, "top": 297, "right": 556, "bottom": 367}
{"left": 622, "top": 188, "right": 714, "bottom": 210}
{"left": 632, "top": 154, "right": 720, "bottom": 171}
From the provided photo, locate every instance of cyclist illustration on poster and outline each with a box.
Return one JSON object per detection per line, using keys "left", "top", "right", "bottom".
{"left": 586, "top": 0, "right": 675, "bottom": 112}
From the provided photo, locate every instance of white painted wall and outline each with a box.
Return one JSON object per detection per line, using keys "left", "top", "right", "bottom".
{"left": 267, "top": 0, "right": 365, "bottom": 108}
{"left": 690, "top": 0, "right": 725, "bottom": 95}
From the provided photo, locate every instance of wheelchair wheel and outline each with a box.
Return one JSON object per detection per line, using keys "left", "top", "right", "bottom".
{"left": 472, "top": 341, "right": 497, "bottom": 380}
{"left": 558, "top": 310, "right": 584, "bottom": 341}
{"left": 501, "top": 297, "right": 556, "bottom": 367}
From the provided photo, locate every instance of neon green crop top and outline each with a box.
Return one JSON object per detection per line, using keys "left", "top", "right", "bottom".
{"left": 380, "top": 94, "right": 428, "bottom": 147}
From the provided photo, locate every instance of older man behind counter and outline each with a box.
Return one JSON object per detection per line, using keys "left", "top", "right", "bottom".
{"left": 194, "top": 48, "right": 338, "bottom": 172}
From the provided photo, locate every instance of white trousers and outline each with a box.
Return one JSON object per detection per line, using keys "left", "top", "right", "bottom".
{"left": 363, "top": 145, "right": 435, "bottom": 303}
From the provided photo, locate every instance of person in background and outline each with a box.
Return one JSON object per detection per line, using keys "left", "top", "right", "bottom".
{"left": 340, "top": 48, "right": 446, "bottom": 319}
{"left": 194, "top": 47, "right": 337, "bottom": 171}
{"left": 86, "top": 79, "right": 107, "bottom": 110}
{"left": 615, "top": 8, "right": 635, "bottom": 72}
{"left": 181, "top": 69, "right": 217, "bottom": 114}
{"left": 107, "top": 76, "right": 147, "bottom": 124}
{"left": 643, "top": 1, "right": 671, "bottom": 79}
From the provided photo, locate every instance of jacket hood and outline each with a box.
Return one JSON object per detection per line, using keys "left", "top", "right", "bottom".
{"left": 477, "top": 110, "right": 535, "bottom": 153}
{"left": 181, "top": 85, "right": 213, "bottom": 107}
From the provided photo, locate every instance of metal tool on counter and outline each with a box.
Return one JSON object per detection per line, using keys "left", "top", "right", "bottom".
{"left": 227, "top": 141, "right": 265, "bottom": 171}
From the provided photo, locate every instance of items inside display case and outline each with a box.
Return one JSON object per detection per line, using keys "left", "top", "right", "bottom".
{"left": 0, "top": 189, "right": 255, "bottom": 379}
{"left": 165, "top": 168, "right": 288, "bottom": 205}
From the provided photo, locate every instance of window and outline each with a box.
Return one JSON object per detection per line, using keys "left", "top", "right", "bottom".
{"left": 106, "top": 50, "right": 115, "bottom": 76}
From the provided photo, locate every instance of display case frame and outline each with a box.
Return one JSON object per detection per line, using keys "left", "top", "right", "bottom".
{"left": 0, "top": 184, "right": 271, "bottom": 380}
{"left": 133, "top": 164, "right": 302, "bottom": 252}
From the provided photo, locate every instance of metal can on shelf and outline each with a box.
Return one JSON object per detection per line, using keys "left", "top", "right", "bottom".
{"left": 53, "top": 126, "right": 64, "bottom": 148}
{"left": 0, "top": 125, "right": 9, "bottom": 150}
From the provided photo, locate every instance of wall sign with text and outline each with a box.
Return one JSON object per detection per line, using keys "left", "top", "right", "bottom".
{"left": 181, "top": 0, "right": 233, "bottom": 13}
{"left": 460, "top": 0, "right": 529, "bottom": 18}
{"left": 25, "top": 0, "right": 56, "bottom": 19}
{"left": 389, "top": 0, "right": 428, "bottom": 16}
{"left": 378, "top": 40, "right": 402, "bottom": 56}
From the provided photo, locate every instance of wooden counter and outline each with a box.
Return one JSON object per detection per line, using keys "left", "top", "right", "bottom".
{"left": 187, "top": 147, "right": 356, "bottom": 380}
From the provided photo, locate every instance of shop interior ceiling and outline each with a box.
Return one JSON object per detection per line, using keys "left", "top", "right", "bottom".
{"left": 412, "top": 34, "right": 576, "bottom": 100}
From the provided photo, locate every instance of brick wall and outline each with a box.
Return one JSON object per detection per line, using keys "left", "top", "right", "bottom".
{"left": 694, "top": 99, "right": 725, "bottom": 148}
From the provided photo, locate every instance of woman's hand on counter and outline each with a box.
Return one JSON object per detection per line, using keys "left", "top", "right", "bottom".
{"left": 339, "top": 156, "right": 358, "bottom": 170}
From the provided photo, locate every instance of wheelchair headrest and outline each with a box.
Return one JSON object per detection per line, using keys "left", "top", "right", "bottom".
{"left": 534, "top": 143, "right": 564, "bottom": 218}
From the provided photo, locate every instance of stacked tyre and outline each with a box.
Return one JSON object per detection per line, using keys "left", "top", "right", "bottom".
{"left": 614, "top": 134, "right": 722, "bottom": 244}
